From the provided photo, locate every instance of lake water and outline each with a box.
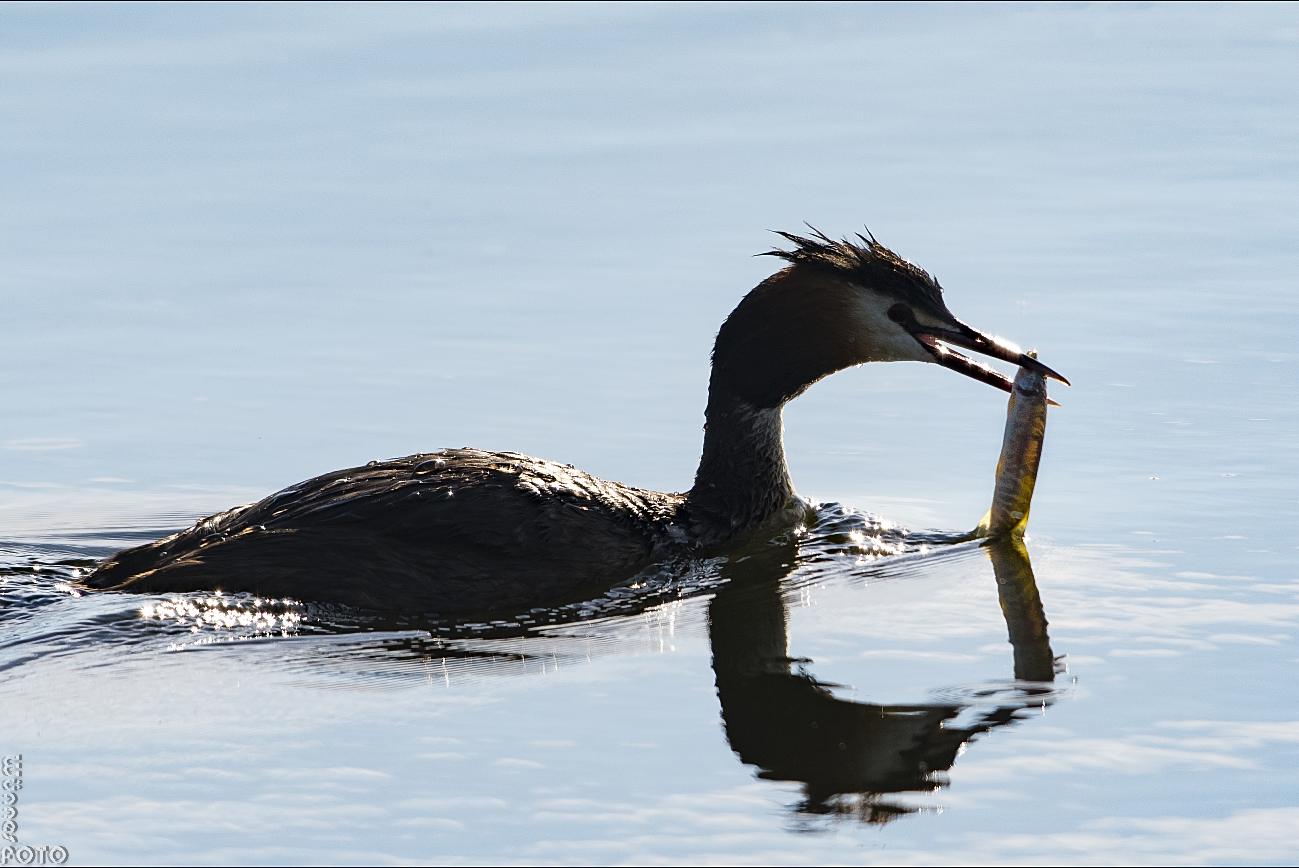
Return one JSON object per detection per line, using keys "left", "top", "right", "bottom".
{"left": 2, "top": 3, "right": 1297, "bottom": 865}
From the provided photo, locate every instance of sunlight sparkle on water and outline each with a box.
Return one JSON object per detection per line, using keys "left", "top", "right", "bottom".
{"left": 139, "top": 596, "right": 303, "bottom": 636}
{"left": 1, "top": 3, "right": 1297, "bottom": 864}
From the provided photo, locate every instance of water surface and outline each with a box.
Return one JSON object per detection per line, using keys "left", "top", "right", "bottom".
{"left": 2, "top": 4, "right": 1297, "bottom": 865}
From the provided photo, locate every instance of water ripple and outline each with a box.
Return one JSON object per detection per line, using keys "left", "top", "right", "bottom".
{"left": 0, "top": 501, "right": 971, "bottom": 684}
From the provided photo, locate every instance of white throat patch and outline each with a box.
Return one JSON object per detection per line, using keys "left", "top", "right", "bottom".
{"left": 850, "top": 288, "right": 936, "bottom": 364}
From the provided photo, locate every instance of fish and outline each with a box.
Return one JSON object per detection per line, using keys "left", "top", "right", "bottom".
{"left": 975, "top": 353, "right": 1050, "bottom": 540}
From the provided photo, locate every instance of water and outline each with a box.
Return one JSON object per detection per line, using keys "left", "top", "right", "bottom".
{"left": 2, "top": 3, "right": 1297, "bottom": 864}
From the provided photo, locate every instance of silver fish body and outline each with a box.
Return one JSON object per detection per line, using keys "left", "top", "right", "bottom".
{"left": 977, "top": 358, "right": 1049, "bottom": 540}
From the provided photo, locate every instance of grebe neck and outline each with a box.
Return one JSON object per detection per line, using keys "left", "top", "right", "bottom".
{"left": 685, "top": 391, "right": 800, "bottom": 546}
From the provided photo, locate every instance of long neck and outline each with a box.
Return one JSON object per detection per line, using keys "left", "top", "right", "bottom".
{"left": 684, "top": 266, "right": 871, "bottom": 546}
{"left": 685, "top": 390, "right": 797, "bottom": 546}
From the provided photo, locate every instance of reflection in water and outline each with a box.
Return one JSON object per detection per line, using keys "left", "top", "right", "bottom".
{"left": 710, "top": 537, "right": 1056, "bottom": 822}
{"left": 2, "top": 512, "right": 1061, "bottom": 825}
{"left": 987, "top": 536, "right": 1056, "bottom": 683}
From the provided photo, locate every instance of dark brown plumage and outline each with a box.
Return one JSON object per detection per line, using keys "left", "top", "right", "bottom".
{"left": 86, "top": 230, "right": 1064, "bottom": 615}
{"left": 762, "top": 228, "right": 949, "bottom": 319}
{"left": 89, "top": 449, "right": 685, "bottom": 614}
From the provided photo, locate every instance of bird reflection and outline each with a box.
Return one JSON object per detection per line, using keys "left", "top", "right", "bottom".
{"left": 709, "top": 536, "right": 1056, "bottom": 823}
{"left": 224, "top": 527, "right": 1058, "bottom": 824}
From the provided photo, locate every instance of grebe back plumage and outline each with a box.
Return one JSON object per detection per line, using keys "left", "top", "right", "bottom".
{"left": 86, "top": 230, "right": 1066, "bottom": 614}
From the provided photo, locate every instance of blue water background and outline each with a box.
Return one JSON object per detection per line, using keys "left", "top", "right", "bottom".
{"left": 1, "top": 3, "right": 1297, "bottom": 864}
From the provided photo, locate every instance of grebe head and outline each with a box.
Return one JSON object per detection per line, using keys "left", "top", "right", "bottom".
{"left": 708, "top": 229, "right": 1068, "bottom": 409}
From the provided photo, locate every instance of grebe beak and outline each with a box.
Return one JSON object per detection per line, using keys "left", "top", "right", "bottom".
{"left": 889, "top": 305, "right": 1069, "bottom": 402}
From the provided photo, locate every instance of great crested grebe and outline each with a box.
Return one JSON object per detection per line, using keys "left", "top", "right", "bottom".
{"left": 86, "top": 230, "right": 1067, "bottom": 614}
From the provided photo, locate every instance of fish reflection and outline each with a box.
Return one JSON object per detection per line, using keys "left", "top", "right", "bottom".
{"left": 65, "top": 516, "right": 1062, "bottom": 825}
{"left": 710, "top": 536, "right": 1056, "bottom": 822}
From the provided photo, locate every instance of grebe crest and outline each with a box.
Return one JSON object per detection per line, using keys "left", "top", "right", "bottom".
{"left": 86, "top": 229, "right": 1067, "bottom": 615}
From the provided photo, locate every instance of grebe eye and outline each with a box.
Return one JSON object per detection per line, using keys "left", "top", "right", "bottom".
{"left": 887, "top": 304, "right": 913, "bottom": 325}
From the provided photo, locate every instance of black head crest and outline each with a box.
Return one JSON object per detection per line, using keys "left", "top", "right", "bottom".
{"left": 762, "top": 227, "right": 948, "bottom": 318}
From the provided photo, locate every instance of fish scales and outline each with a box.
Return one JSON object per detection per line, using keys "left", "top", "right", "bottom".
{"left": 980, "top": 357, "right": 1049, "bottom": 540}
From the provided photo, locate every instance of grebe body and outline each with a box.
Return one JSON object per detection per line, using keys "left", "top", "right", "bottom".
{"left": 88, "top": 449, "right": 693, "bottom": 613}
{"left": 86, "top": 231, "right": 1065, "bottom": 614}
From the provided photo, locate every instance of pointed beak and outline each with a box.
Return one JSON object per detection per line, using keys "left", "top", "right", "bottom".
{"left": 891, "top": 307, "right": 1070, "bottom": 401}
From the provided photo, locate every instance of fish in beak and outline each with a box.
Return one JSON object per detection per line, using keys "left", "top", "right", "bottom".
{"left": 887, "top": 303, "right": 1070, "bottom": 403}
